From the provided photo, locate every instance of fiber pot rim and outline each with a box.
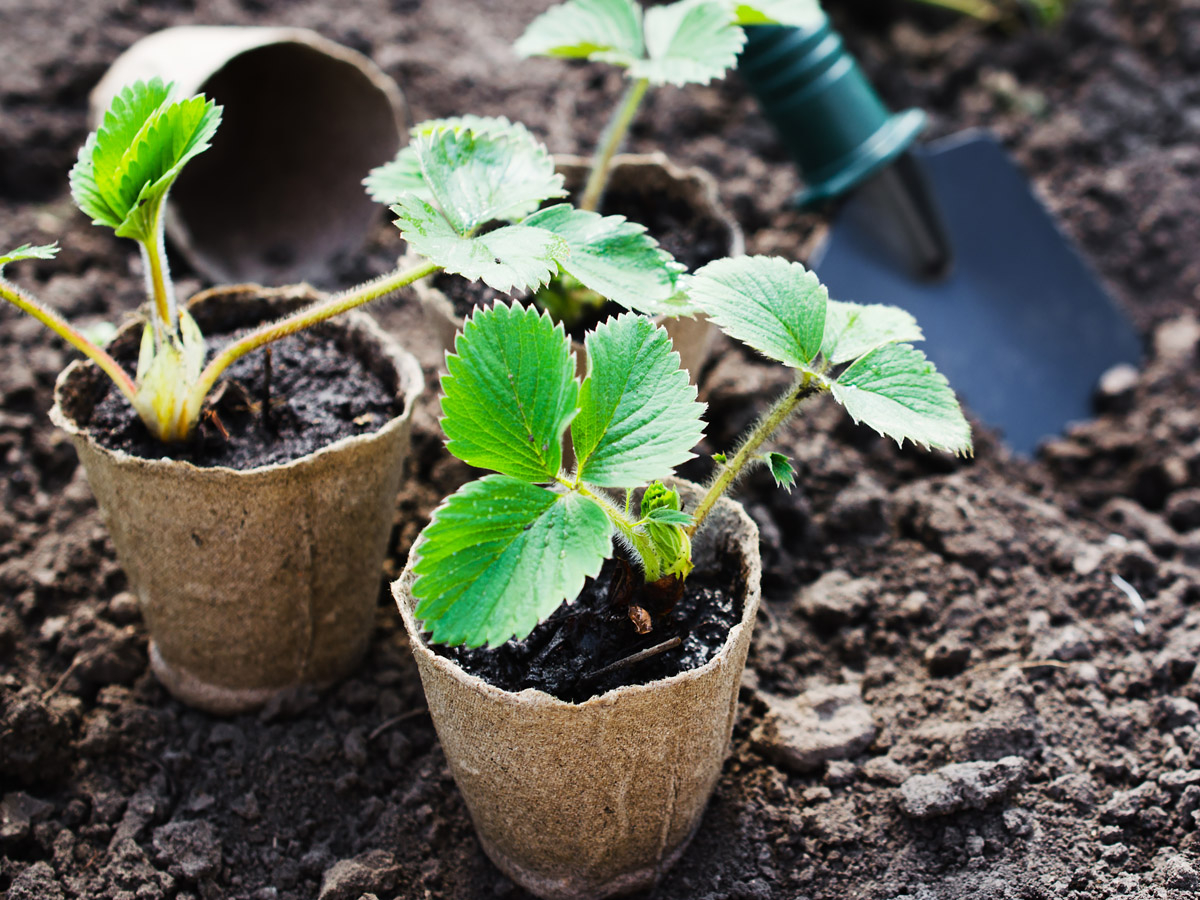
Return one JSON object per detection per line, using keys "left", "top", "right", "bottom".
{"left": 394, "top": 482, "right": 761, "bottom": 711}
{"left": 49, "top": 282, "right": 424, "bottom": 480}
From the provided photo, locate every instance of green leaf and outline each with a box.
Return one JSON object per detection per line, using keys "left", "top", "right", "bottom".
{"left": 633, "top": 0, "right": 747, "bottom": 86}
{"left": 393, "top": 195, "right": 568, "bottom": 293}
{"left": 365, "top": 116, "right": 543, "bottom": 208}
{"left": 764, "top": 451, "right": 795, "bottom": 490}
{"left": 0, "top": 244, "right": 58, "bottom": 272}
{"left": 441, "top": 302, "right": 580, "bottom": 481}
{"left": 412, "top": 476, "right": 612, "bottom": 647}
{"left": 821, "top": 300, "right": 924, "bottom": 366}
{"left": 573, "top": 313, "right": 705, "bottom": 487}
{"left": 522, "top": 204, "right": 686, "bottom": 314}
{"left": 514, "top": 0, "right": 644, "bottom": 65}
{"left": 644, "top": 506, "right": 693, "bottom": 526}
{"left": 732, "top": 0, "right": 824, "bottom": 27}
{"left": 831, "top": 343, "right": 973, "bottom": 455}
{"left": 70, "top": 79, "right": 221, "bottom": 242}
{"left": 364, "top": 146, "right": 425, "bottom": 206}
{"left": 687, "top": 256, "right": 828, "bottom": 369}
{"left": 409, "top": 119, "right": 565, "bottom": 234}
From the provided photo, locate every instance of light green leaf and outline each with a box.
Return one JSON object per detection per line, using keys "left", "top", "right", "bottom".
{"left": 573, "top": 313, "right": 705, "bottom": 487}
{"left": 732, "top": 0, "right": 824, "bottom": 27}
{"left": 687, "top": 256, "right": 827, "bottom": 369}
{"left": 765, "top": 451, "right": 795, "bottom": 490}
{"left": 644, "top": 506, "right": 693, "bottom": 526}
{"left": 831, "top": 342, "right": 973, "bottom": 455}
{"left": 522, "top": 204, "right": 686, "bottom": 314}
{"left": 393, "top": 195, "right": 568, "bottom": 293}
{"left": 364, "top": 146, "right": 425, "bottom": 206}
{"left": 70, "top": 79, "right": 221, "bottom": 242}
{"left": 409, "top": 119, "right": 565, "bottom": 234}
{"left": 441, "top": 302, "right": 580, "bottom": 481}
{"left": 821, "top": 300, "right": 924, "bottom": 366}
{"left": 634, "top": 0, "right": 747, "bottom": 86}
{"left": 0, "top": 244, "right": 59, "bottom": 272}
{"left": 365, "top": 116, "right": 544, "bottom": 208}
{"left": 412, "top": 476, "right": 612, "bottom": 647}
{"left": 514, "top": 0, "right": 644, "bottom": 65}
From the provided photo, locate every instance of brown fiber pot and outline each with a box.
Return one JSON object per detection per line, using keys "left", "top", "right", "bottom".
{"left": 412, "top": 152, "right": 745, "bottom": 379}
{"left": 393, "top": 481, "right": 761, "bottom": 899}
{"left": 50, "top": 285, "right": 424, "bottom": 715}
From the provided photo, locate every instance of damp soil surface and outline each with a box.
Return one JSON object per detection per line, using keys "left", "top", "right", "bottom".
{"left": 437, "top": 543, "right": 744, "bottom": 703}
{"left": 5, "top": 2, "right": 1200, "bottom": 900}
{"left": 86, "top": 328, "right": 399, "bottom": 470}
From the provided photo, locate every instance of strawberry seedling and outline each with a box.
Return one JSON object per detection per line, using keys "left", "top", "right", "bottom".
{"left": 410, "top": 254, "right": 972, "bottom": 648}
{"left": 514, "top": 0, "right": 821, "bottom": 211}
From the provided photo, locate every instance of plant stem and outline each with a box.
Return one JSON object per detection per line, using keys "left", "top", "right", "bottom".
{"left": 0, "top": 278, "right": 137, "bottom": 402}
{"left": 139, "top": 213, "right": 176, "bottom": 345}
{"left": 579, "top": 77, "right": 650, "bottom": 212}
{"left": 907, "top": 0, "right": 1001, "bottom": 21}
{"left": 570, "top": 479, "right": 663, "bottom": 581}
{"left": 182, "top": 260, "right": 439, "bottom": 435}
{"left": 688, "top": 372, "right": 824, "bottom": 537}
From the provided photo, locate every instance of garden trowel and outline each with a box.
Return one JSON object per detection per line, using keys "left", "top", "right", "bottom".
{"left": 737, "top": 17, "right": 1142, "bottom": 455}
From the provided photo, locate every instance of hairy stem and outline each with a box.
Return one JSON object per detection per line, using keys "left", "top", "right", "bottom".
{"left": 0, "top": 278, "right": 136, "bottom": 401}
{"left": 688, "top": 372, "right": 824, "bottom": 537}
{"left": 580, "top": 77, "right": 650, "bottom": 213}
{"left": 570, "top": 479, "right": 663, "bottom": 581}
{"left": 182, "top": 260, "right": 440, "bottom": 436}
{"left": 139, "top": 208, "right": 177, "bottom": 345}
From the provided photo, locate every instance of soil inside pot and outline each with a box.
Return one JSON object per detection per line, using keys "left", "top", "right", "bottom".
{"left": 85, "top": 328, "right": 400, "bottom": 470}
{"left": 433, "top": 179, "right": 730, "bottom": 341}
{"left": 433, "top": 541, "right": 745, "bottom": 703}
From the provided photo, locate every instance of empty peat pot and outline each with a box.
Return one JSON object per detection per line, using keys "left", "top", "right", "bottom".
{"left": 393, "top": 483, "right": 761, "bottom": 899}
{"left": 413, "top": 152, "right": 744, "bottom": 378}
{"left": 91, "top": 27, "right": 406, "bottom": 285}
{"left": 51, "top": 286, "right": 424, "bottom": 715}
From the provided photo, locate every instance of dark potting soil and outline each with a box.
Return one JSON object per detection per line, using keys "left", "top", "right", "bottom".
{"left": 436, "top": 543, "right": 744, "bottom": 703}
{"left": 7, "top": 2, "right": 1200, "bottom": 899}
{"left": 86, "top": 328, "right": 399, "bottom": 470}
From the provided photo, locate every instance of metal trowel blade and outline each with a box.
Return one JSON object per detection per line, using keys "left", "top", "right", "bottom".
{"left": 810, "top": 130, "right": 1142, "bottom": 456}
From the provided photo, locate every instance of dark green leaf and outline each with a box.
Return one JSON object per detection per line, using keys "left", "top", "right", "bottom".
{"left": 412, "top": 476, "right": 612, "bottom": 647}
{"left": 441, "top": 302, "right": 580, "bottom": 481}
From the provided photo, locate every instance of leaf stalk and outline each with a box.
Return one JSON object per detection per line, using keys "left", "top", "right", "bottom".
{"left": 688, "top": 371, "right": 824, "bottom": 537}
{"left": 568, "top": 477, "right": 664, "bottom": 581}
{"left": 580, "top": 77, "right": 650, "bottom": 212}
{"left": 138, "top": 207, "right": 177, "bottom": 344}
{"left": 183, "top": 260, "right": 440, "bottom": 433}
{"left": 0, "top": 277, "right": 137, "bottom": 402}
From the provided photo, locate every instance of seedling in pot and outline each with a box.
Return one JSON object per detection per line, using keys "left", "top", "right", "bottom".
{"left": 366, "top": 115, "right": 690, "bottom": 330}
{"left": 3, "top": 92, "right": 626, "bottom": 440}
{"left": 410, "top": 254, "right": 972, "bottom": 649}
{"left": 514, "top": 0, "right": 821, "bottom": 212}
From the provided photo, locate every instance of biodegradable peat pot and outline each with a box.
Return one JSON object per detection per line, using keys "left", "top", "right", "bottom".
{"left": 91, "top": 26, "right": 406, "bottom": 286}
{"left": 50, "top": 285, "right": 424, "bottom": 715}
{"left": 412, "top": 152, "right": 744, "bottom": 378}
{"left": 393, "top": 482, "right": 761, "bottom": 899}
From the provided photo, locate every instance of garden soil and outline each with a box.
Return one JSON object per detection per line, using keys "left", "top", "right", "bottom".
{"left": 2, "top": 1, "right": 1200, "bottom": 898}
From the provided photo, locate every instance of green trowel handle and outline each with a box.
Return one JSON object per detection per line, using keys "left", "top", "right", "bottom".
{"left": 738, "top": 16, "right": 927, "bottom": 210}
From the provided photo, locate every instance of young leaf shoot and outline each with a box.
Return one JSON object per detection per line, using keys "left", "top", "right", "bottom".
{"left": 8, "top": 107, "right": 590, "bottom": 444}
{"left": 367, "top": 116, "right": 691, "bottom": 328}
{"left": 515, "top": 0, "right": 820, "bottom": 210}
{"left": 410, "top": 255, "right": 971, "bottom": 649}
